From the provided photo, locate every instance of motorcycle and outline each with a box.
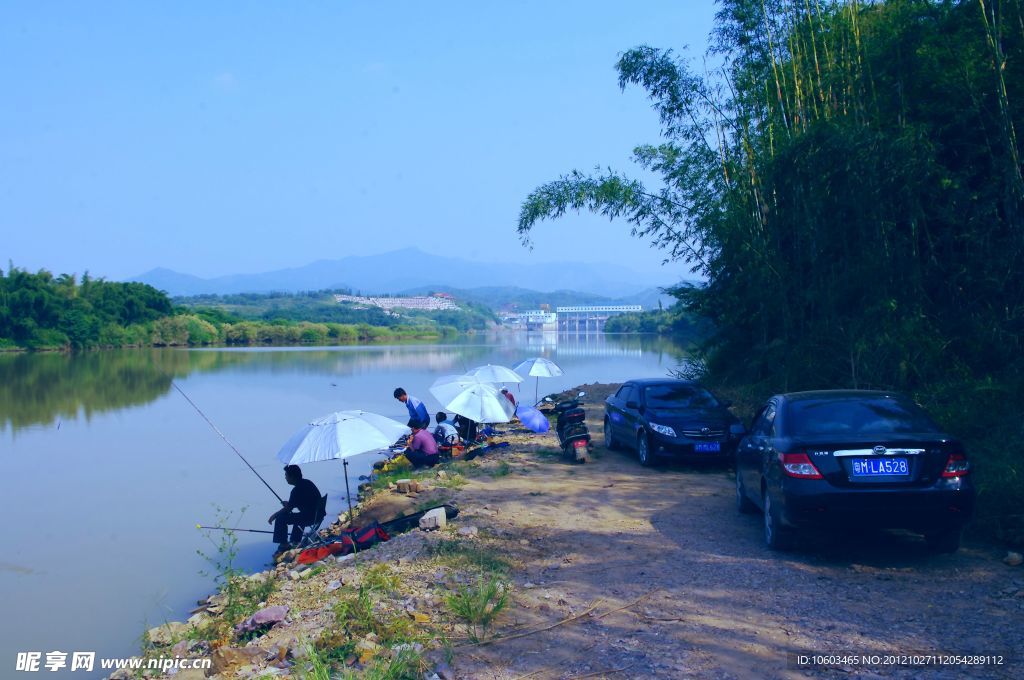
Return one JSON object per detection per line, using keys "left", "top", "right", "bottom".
{"left": 552, "top": 391, "right": 591, "bottom": 463}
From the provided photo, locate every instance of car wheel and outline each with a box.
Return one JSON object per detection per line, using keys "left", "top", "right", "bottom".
{"left": 637, "top": 431, "right": 655, "bottom": 467}
{"left": 604, "top": 418, "right": 618, "bottom": 450}
{"left": 736, "top": 472, "right": 757, "bottom": 514}
{"left": 763, "top": 491, "right": 794, "bottom": 550}
{"left": 925, "top": 527, "right": 962, "bottom": 554}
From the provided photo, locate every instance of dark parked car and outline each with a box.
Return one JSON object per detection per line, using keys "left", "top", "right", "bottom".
{"left": 735, "top": 390, "right": 975, "bottom": 552}
{"left": 603, "top": 379, "right": 745, "bottom": 465}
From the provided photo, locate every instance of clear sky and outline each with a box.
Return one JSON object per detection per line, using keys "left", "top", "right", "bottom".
{"left": 0, "top": 1, "right": 718, "bottom": 282}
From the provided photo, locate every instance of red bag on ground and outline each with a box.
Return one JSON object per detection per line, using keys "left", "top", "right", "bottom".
{"left": 296, "top": 523, "right": 390, "bottom": 564}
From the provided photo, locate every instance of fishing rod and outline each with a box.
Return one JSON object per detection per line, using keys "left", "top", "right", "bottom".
{"left": 172, "top": 382, "right": 285, "bottom": 504}
{"left": 196, "top": 524, "right": 273, "bottom": 535}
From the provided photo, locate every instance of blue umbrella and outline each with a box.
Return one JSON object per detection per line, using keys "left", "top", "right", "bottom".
{"left": 515, "top": 404, "right": 550, "bottom": 433}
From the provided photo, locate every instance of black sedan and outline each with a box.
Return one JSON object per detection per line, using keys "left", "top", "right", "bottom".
{"left": 603, "top": 379, "right": 745, "bottom": 465}
{"left": 735, "top": 390, "right": 975, "bottom": 552}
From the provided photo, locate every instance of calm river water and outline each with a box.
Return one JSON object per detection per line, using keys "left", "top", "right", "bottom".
{"left": 0, "top": 333, "right": 685, "bottom": 673}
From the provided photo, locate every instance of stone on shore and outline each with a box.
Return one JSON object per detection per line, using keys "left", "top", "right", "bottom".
{"left": 146, "top": 621, "right": 189, "bottom": 646}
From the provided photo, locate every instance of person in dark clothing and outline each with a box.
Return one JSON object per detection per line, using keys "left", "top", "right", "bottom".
{"left": 267, "top": 465, "right": 322, "bottom": 553}
{"left": 452, "top": 413, "right": 478, "bottom": 443}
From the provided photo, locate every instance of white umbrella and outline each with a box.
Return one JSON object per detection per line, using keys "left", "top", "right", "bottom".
{"left": 277, "top": 410, "right": 410, "bottom": 526}
{"left": 512, "top": 357, "right": 564, "bottom": 403}
{"left": 277, "top": 410, "right": 410, "bottom": 464}
{"left": 467, "top": 364, "right": 524, "bottom": 384}
{"left": 432, "top": 380, "right": 515, "bottom": 424}
{"left": 430, "top": 374, "right": 491, "bottom": 406}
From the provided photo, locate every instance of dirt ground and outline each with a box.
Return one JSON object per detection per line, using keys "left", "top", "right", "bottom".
{"left": 445, "top": 383, "right": 1023, "bottom": 680}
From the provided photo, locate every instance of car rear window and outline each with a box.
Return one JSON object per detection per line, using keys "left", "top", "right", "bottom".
{"left": 643, "top": 384, "right": 719, "bottom": 409}
{"left": 785, "top": 397, "right": 940, "bottom": 435}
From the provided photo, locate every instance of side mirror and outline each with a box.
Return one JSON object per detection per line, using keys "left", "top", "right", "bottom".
{"left": 626, "top": 400, "right": 639, "bottom": 410}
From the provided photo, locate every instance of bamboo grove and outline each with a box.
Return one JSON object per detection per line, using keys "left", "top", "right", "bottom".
{"left": 519, "top": 0, "right": 1024, "bottom": 542}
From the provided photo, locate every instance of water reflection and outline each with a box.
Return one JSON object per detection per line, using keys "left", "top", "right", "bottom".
{"left": 0, "top": 333, "right": 688, "bottom": 672}
{"left": 0, "top": 334, "right": 689, "bottom": 435}
{"left": 0, "top": 350, "right": 188, "bottom": 433}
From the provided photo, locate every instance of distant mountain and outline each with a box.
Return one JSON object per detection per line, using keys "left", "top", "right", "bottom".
{"left": 130, "top": 248, "right": 691, "bottom": 299}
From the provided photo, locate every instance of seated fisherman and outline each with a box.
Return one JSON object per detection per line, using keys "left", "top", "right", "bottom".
{"left": 394, "top": 387, "right": 430, "bottom": 428}
{"left": 452, "top": 413, "right": 478, "bottom": 443}
{"left": 267, "top": 465, "right": 322, "bottom": 554}
{"left": 433, "top": 411, "right": 460, "bottom": 446}
{"left": 404, "top": 422, "right": 440, "bottom": 468}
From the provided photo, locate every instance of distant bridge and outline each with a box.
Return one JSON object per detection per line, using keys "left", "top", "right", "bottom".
{"left": 555, "top": 305, "right": 642, "bottom": 333}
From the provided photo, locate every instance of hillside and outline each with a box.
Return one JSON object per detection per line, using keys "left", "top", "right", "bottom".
{"left": 130, "top": 248, "right": 692, "bottom": 299}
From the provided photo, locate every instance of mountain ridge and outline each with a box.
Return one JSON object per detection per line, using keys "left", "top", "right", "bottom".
{"left": 129, "top": 249, "right": 695, "bottom": 299}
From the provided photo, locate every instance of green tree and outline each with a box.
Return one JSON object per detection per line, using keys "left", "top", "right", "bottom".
{"left": 519, "top": 0, "right": 1024, "bottom": 543}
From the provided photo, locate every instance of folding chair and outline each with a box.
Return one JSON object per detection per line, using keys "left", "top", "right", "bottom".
{"left": 296, "top": 494, "right": 329, "bottom": 548}
{"left": 436, "top": 431, "right": 460, "bottom": 461}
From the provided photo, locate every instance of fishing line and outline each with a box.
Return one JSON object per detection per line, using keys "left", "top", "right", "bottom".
{"left": 171, "top": 382, "right": 285, "bottom": 503}
{"left": 196, "top": 525, "right": 274, "bottom": 535}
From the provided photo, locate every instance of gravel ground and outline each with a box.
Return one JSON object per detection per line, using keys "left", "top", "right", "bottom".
{"left": 447, "top": 383, "right": 1023, "bottom": 680}
{"left": 144, "top": 382, "right": 1022, "bottom": 679}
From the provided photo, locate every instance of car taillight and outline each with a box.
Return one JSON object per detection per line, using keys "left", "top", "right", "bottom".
{"left": 573, "top": 440, "right": 587, "bottom": 448}
{"left": 942, "top": 452, "right": 970, "bottom": 478}
{"left": 778, "top": 452, "right": 823, "bottom": 479}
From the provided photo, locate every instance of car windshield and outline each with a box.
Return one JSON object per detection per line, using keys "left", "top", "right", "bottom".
{"left": 786, "top": 397, "right": 940, "bottom": 435}
{"left": 643, "top": 384, "right": 719, "bottom": 409}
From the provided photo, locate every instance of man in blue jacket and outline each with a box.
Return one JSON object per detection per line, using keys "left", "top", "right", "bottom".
{"left": 394, "top": 387, "right": 429, "bottom": 428}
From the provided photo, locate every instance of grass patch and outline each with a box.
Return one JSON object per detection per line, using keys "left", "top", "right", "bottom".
{"left": 350, "top": 648, "right": 429, "bottom": 680}
{"left": 428, "top": 539, "right": 511, "bottom": 576}
{"left": 488, "top": 461, "right": 512, "bottom": 478}
{"left": 446, "top": 576, "right": 509, "bottom": 643}
{"left": 314, "top": 569, "right": 424, "bottom": 673}
{"left": 191, "top": 511, "right": 278, "bottom": 646}
{"left": 447, "top": 460, "right": 482, "bottom": 477}
{"left": 435, "top": 473, "right": 467, "bottom": 489}
{"left": 369, "top": 467, "right": 431, "bottom": 493}
{"left": 362, "top": 563, "right": 400, "bottom": 593}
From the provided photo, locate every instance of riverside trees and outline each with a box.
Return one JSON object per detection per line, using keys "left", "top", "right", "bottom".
{"left": 519, "top": 0, "right": 1024, "bottom": 542}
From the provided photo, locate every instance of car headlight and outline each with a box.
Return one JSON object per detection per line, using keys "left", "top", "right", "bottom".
{"left": 649, "top": 423, "right": 676, "bottom": 437}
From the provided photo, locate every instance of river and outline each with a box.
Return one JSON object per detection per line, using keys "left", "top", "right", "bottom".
{"left": 0, "top": 333, "right": 686, "bottom": 673}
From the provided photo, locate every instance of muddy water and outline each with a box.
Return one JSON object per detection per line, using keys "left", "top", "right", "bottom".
{"left": 0, "top": 333, "right": 686, "bottom": 673}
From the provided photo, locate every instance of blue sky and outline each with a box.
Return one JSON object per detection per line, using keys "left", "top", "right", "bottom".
{"left": 0, "top": 1, "right": 718, "bottom": 282}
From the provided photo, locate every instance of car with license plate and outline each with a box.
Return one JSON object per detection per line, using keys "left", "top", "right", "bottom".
{"left": 603, "top": 379, "right": 745, "bottom": 465}
{"left": 734, "top": 390, "right": 975, "bottom": 552}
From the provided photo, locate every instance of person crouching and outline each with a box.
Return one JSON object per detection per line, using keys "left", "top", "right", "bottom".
{"left": 405, "top": 423, "right": 440, "bottom": 468}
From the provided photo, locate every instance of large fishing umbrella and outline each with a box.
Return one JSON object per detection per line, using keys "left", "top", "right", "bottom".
{"left": 430, "top": 374, "right": 491, "bottom": 406}
{"left": 431, "top": 379, "right": 515, "bottom": 424}
{"left": 277, "top": 410, "right": 410, "bottom": 526}
{"left": 512, "top": 357, "right": 564, "bottom": 403}
{"left": 515, "top": 403, "right": 550, "bottom": 433}
{"left": 467, "top": 364, "right": 524, "bottom": 384}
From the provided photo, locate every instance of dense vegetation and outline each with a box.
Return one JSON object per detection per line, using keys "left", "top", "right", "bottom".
{"left": 520, "top": 0, "right": 1024, "bottom": 544}
{"left": 0, "top": 267, "right": 173, "bottom": 349}
{"left": 0, "top": 267, "right": 469, "bottom": 350}
{"left": 603, "top": 298, "right": 709, "bottom": 339}
{"left": 176, "top": 291, "right": 496, "bottom": 332}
